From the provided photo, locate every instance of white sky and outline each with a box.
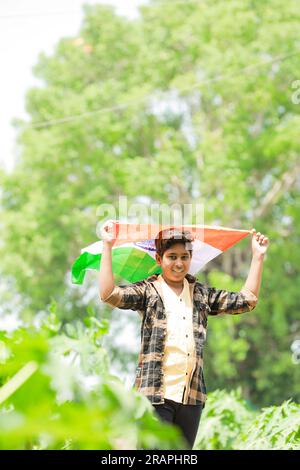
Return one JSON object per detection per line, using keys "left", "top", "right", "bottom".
{"left": 0, "top": 0, "right": 146, "bottom": 173}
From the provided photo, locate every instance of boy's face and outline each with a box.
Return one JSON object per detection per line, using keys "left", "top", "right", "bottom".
{"left": 156, "top": 242, "right": 192, "bottom": 283}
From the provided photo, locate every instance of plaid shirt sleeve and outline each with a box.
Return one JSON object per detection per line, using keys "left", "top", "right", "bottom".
{"left": 206, "top": 285, "right": 258, "bottom": 315}
{"left": 100, "top": 281, "right": 147, "bottom": 314}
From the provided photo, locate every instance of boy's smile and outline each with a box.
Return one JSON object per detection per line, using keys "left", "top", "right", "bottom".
{"left": 156, "top": 243, "right": 192, "bottom": 287}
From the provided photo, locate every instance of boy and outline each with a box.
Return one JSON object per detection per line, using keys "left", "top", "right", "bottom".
{"left": 99, "top": 221, "right": 269, "bottom": 449}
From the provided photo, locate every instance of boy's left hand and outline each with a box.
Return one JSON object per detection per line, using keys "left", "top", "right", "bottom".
{"left": 251, "top": 228, "right": 269, "bottom": 256}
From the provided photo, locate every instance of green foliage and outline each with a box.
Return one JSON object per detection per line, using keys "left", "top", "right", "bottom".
{"left": 239, "top": 400, "right": 300, "bottom": 450}
{"left": 194, "top": 389, "right": 255, "bottom": 450}
{"left": 0, "top": 312, "right": 187, "bottom": 450}
{"left": 195, "top": 389, "right": 300, "bottom": 450}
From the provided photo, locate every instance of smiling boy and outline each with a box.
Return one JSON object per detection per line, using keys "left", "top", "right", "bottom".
{"left": 99, "top": 221, "right": 269, "bottom": 449}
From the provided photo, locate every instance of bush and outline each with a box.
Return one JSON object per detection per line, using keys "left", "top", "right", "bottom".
{"left": 194, "top": 389, "right": 300, "bottom": 450}
{"left": 238, "top": 400, "right": 300, "bottom": 450}
{"left": 0, "top": 308, "right": 186, "bottom": 450}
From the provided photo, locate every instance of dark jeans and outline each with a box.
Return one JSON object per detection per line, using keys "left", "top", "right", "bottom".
{"left": 153, "top": 398, "right": 203, "bottom": 450}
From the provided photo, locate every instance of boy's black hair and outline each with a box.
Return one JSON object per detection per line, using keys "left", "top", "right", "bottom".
{"left": 155, "top": 228, "right": 193, "bottom": 258}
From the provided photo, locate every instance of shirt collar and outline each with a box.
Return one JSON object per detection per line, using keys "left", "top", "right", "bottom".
{"left": 158, "top": 274, "right": 191, "bottom": 304}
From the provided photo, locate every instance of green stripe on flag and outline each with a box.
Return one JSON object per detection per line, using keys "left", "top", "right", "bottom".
{"left": 71, "top": 247, "right": 161, "bottom": 285}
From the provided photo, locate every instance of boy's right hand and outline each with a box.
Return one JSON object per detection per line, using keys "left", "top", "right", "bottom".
{"left": 99, "top": 220, "right": 117, "bottom": 245}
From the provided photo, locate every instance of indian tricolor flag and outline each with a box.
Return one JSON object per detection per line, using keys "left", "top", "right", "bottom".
{"left": 71, "top": 223, "right": 251, "bottom": 285}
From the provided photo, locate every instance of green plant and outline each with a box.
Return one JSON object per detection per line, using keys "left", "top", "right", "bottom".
{"left": 194, "top": 388, "right": 255, "bottom": 450}
{"left": 238, "top": 400, "right": 300, "bottom": 450}
{"left": 0, "top": 309, "right": 187, "bottom": 450}
{"left": 194, "top": 389, "right": 300, "bottom": 450}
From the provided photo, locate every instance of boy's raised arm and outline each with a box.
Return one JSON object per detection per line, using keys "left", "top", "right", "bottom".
{"left": 207, "top": 228, "right": 269, "bottom": 315}
{"left": 99, "top": 220, "right": 116, "bottom": 301}
{"left": 241, "top": 228, "right": 269, "bottom": 298}
{"left": 98, "top": 220, "right": 146, "bottom": 313}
